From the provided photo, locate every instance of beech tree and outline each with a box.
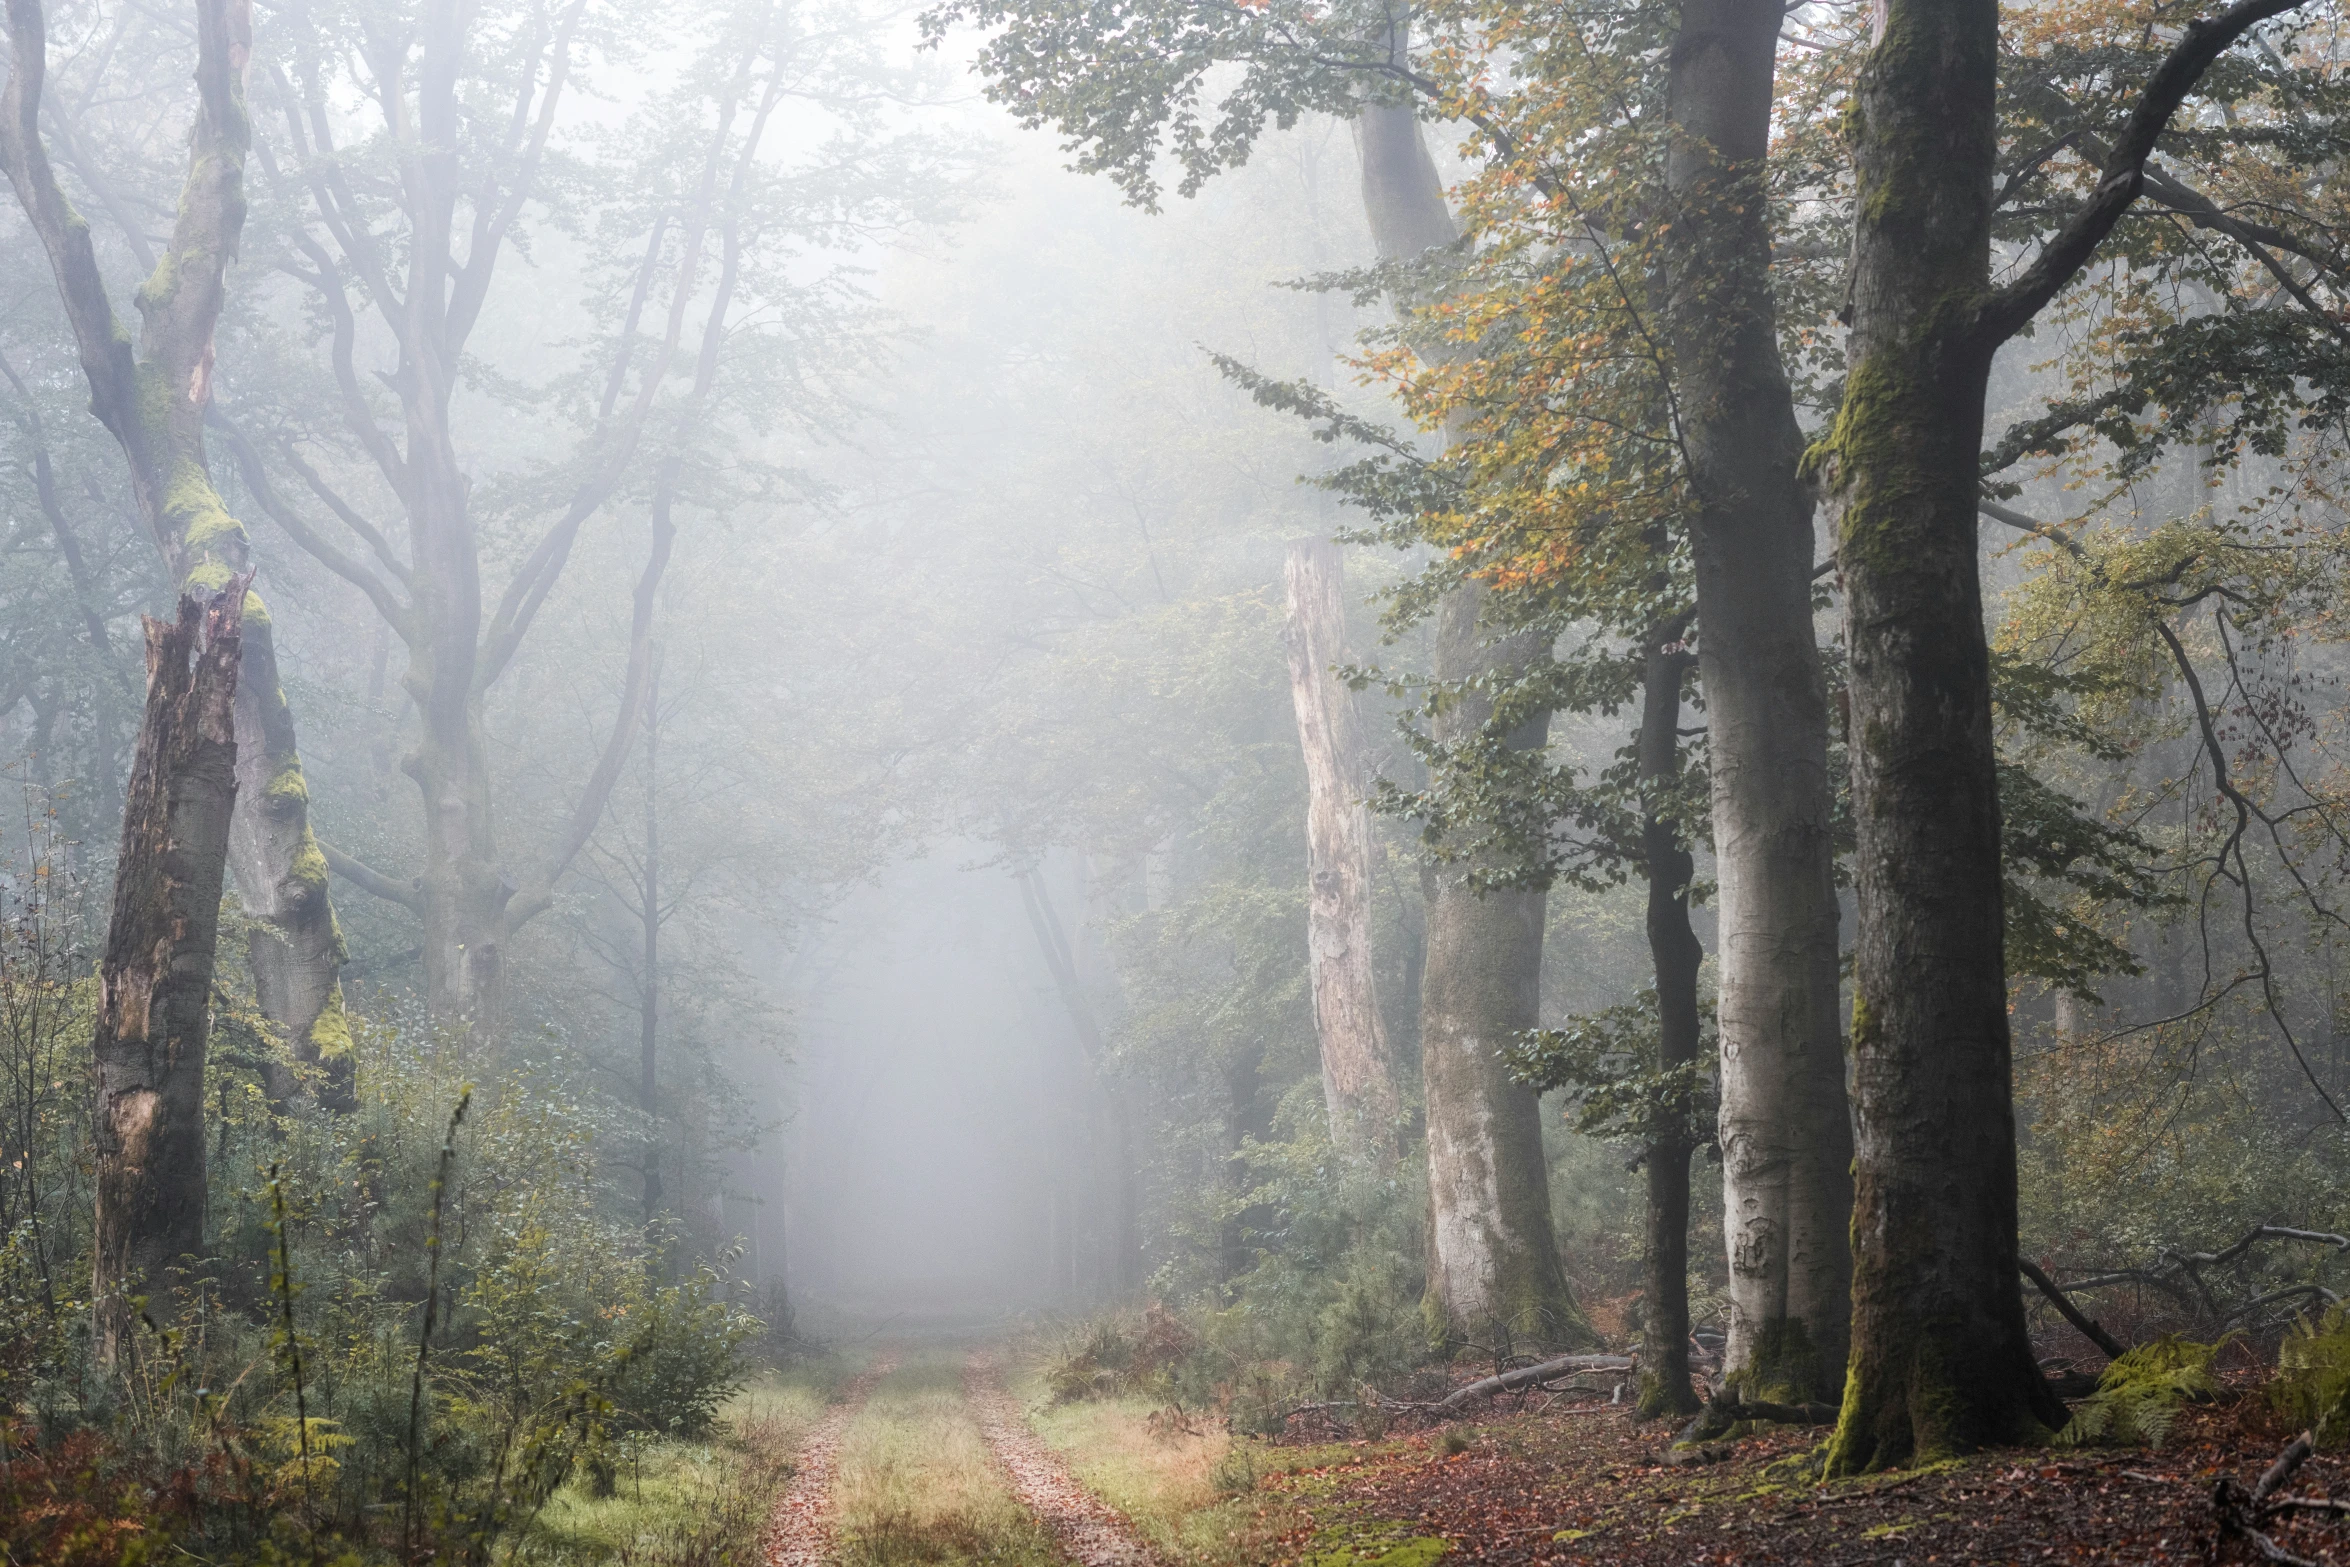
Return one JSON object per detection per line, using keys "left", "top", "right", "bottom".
{"left": 232, "top": 0, "right": 932, "bottom": 1044}
{"left": 1809, "top": 0, "right": 2315, "bottom": 1471}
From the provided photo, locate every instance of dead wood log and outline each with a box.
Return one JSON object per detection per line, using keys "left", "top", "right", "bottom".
{"left": 2020, "top": 1255, "right": 2128, "bottom": 1360}
{"left": 92, "top": 581, "right": 248, "bottom": 1365}
{"left": 1430, "top": 1353, "right": 1636, "bottom": 1413}
{"left": 1673, "top": 1385, "right": 1838, "bottom": 1445}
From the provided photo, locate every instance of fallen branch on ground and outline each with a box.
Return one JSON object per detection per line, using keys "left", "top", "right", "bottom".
{"left": 1431, "top": 1353, "right": 1636, "bottom": 1414}
{"left": 2212, "top": 1431, "right": 2322, "bottom": 1566}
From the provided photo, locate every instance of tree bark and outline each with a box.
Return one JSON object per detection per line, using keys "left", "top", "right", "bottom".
{"left": 1356, "top": 67, "right": 1585, "bottom": 1353}
{"left": 1419, "top": 587, "right": 1589, "bottom": 1350}
{"left": 0, "top": 0, "right": 353, "bottom": 1108}
{"left": 1284, "top": 535, "right": 1403, "bottom": 1160}
{"left": 93, "top": 585, "right": 247, "bottom": 1364}
{"left": 1811, "top": 0, "right": 2063, "bottom": 1470}
{"left": 1663, "top": 0, "right": 1853, "bottom": 1407}
{"left": 1636, "top": 635, "right": 1703, "bottom": 1420}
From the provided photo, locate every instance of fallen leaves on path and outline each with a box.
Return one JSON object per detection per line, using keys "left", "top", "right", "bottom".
{"left": 764, "top": 1354, "right": 898, "bottom": 1567}
{"left": 966, "top": 1351, "right": 1161, "bottom": 1567}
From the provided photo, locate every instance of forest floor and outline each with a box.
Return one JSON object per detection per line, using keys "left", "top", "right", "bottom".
{"left": 729, "top": 1340, "right": 2350, "bottom": 1567}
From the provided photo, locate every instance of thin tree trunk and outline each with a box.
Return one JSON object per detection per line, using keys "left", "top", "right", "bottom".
{"left": 1284, "top": 535, "right": 1402, "bottom": 1160}
{"left": 93, "top": 586, "right": 247, "bottom": 1364}
{"left": 1812, "top": 0, "right": 2063, "bottom": 1470}
{"left": 1356, "top": 91, "right": 1586, "bottom": 1352}
{"left": 1635, "top": 633, "right": 1703, "bottom": 1420}
{"left": 1017, "top": 866, "right": 1144, "bottom": 1293}
{"left": 1663, "top": 0, "right": 1853, "bottom": 1407}
{"left": 640, "top": 652, "right": 663, "bottom": 1226}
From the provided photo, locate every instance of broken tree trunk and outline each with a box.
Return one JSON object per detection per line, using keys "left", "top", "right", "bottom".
{"left": 1283, "top": 535, "right": 1403, "bottom": 1162}
{"left": 93, "top": 583, "right": 248, "bottom": 1365}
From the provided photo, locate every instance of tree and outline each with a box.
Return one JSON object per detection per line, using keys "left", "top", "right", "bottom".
{"left": 1808, "top": 0, "right": 2313, "bottom": 1472}
{"left": 91, "top": 584, "right": 248, "bottom": 1363}
{"left": 1659, "top": 0, "right": 1851, "bottom": 1405}
{"left": 241, "top": 0, "right": 920, "bottom": 1044}
{"left": 1284, "top": 535, "right": 1404, "bottom": 1162}
{"left": 0, "top": 0, "right": 355, "bottom": 1106}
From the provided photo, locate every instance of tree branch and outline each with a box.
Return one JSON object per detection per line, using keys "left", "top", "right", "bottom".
{"left": 501, "top": 494, "right": 676, "bottom": 933}
{"left": 212, "top": 410, "right": 414, "bottom": 636}
{"left": 2019, "top": 1255, "right": 2128, "bottom": 1359}
{"left": 321, "top": 840, "right": 423, "bottom": 913}
{"left": 0, "top": 0, "right": 153, "bottom": 488}
{"left": 1977, "top": 0, "right": 2318, "bottom": 347}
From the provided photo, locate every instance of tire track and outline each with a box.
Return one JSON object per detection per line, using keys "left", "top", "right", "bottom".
{"left": 763, "top": 1352, "right": 897, "bottom": 1567}
{"left": 964, "top": 1351, "right": 1161, "bottom": 1567}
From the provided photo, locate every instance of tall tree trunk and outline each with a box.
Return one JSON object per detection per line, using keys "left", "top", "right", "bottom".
{"left": 1663, "top": 0, "right": 1853, "bottom": 1406}
{"left": 1419, "top": 590, "right": 1588, "bottom": 1350}
{"left": 640, "top": 652, "right": 663, "bottom": 1226}
{"left": 1635, "top": 633, "right": 1703, "bottom": 1420}
{"left": 0, "top": 0, "right": 353, "bottom": 1109}
{"left": 1283, "top": 535, "right": 1402, "bottom": 1160}
{"left": 1811, "top": 0, "right": 2060, "bottom": 1470}
{"left": 1356, "top": 93, "right": 1586, "bottom": 1352}
{"left": 1018, "top": 865, "right": 1144, "bottom": 1293}
{"left": 93, "top": 586, "right": 247, "bottom": 1364}
{"left": 1811, "top": 0, "right": 2300, "bottom": 1470}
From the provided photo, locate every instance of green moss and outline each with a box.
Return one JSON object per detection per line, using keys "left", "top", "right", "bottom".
{"left": 135, "top": 362, "right": 174, "bottom": 444}
{"left": 1726, "top": 1318, "right": 1828, "bottom": 1407}
{"left": 264, "top": 765, "right": 309, "bottom": 806}
{"left": 1302, "top": 1522, "right": 1450, "bottom": 1567}
{"left": 166, "top": 458, "right": 243, "bottom": 553}
{"left": 182, "top": 560, "right": 233, "bottom": 593}
{"left": 308, "top": 985, "right": 354, "bottom": 1062}
{"left": 1849, "top": 989, "right": 1878, "bottom": 1054}
{"left": 135, "top": 246, "right": 183, "bottom": 313}
{"left": 288, "top": 832, "right": 328, "bottom": 894}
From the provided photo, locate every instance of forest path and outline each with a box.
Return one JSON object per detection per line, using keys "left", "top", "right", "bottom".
{"left": 763, "top": 1351, "right": 898, "bottom": 1567}
{"left": 964, "top": 1351, "right": 1163, "bottom": 1567}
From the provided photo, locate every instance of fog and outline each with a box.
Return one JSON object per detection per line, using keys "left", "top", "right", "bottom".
{"left": 9, "top": 0, "right": 2350, "bottom": 1478}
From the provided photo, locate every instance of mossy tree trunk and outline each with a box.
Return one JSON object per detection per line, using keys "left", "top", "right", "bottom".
{"left": 1284, "top": 535, "right": 1403, "bottom": 1162}
{"left": 1635, "top": 629, "right": 1702, "bottom": 1420}
{"left": 0, "top": 0, "right": 353, "bottom": 1108}
{"left": 1662, "top": 0, "right": 1853, "bottom": 1407}
{"left": 92, "top": 588, "right": 247, "bottom": 1364}
{"left": 1814, "top": 0, "right": 2300, "bottom": 1471}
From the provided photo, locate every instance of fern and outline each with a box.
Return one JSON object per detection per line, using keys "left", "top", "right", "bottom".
{"left": 2058, "top": 1336, "right": 2220, "bottom": 1450}
{"left": 2273, "top": 1307, "right": 2350, "bottom": 1446}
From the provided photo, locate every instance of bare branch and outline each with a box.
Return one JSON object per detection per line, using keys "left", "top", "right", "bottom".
{"left": 321, "top": 840, "right": 423, "bottom": 913}
{"left": 212, "top": 410, "right": 414, "bottom": 637}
